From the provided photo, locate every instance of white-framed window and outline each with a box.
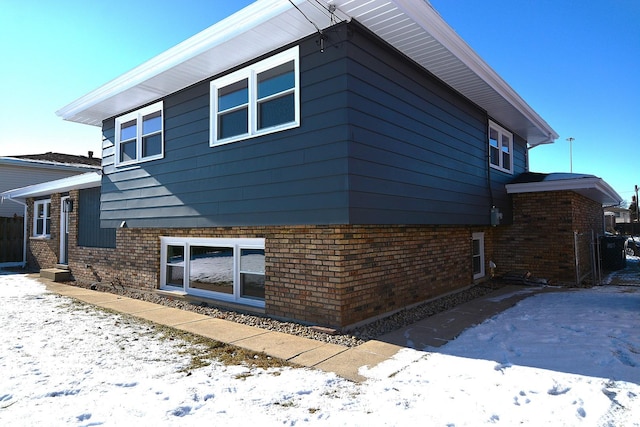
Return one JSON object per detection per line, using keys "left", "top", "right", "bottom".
{"left": 489, "top": 121, "right": 513, "bottom": 173}
{"left": 115, "top": 101, "right": 164, "bottom": 166}
{"left": 160, "top": 237, "right": 266, "bottom": 308}
{"left": 472, "top": 232, "right": 485, "bottom": 280}
{"left": 33, "top": 199, "right": 51, "bottom": 238}
{"left": 210, "top": 46, "right": 300, "bottom": 146}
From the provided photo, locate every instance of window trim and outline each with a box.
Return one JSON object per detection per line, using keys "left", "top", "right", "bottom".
{"left": 472, "top": 232, "right": 485, "bottom": 280}
{"left": 114, "top": 101, "right": 164, "bottom": 167}
{"left": 33, "top": 199, "right": 51, "bottom": 238}
{"left": 160, "top": 237, "right": 266, "bottom": 308}
{"left": 209, "top": 46, "right": 300, "bottom": 147}
{"left": 489, "top": 120, "right": 513, "bottom": 174}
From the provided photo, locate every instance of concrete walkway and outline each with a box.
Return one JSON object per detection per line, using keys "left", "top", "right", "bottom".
{"left": 39, "top": 279, "right": 556, "bottom": 382}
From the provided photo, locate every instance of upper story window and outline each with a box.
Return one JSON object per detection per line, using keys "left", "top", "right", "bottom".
{"left": 33, "top": 199, "right": 51, "bottom": 238}
{"left": 115, "top": 101, "right": 164, "bottom": 166}
{"left": 210, "top": 46, "right": 300, "bottom": 146}
{"left": 489, "top": 121, "right": 513, "bottom": 174}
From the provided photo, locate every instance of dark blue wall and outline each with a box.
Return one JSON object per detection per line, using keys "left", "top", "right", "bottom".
{"left": 79, "top": 187, "right": 116, "bottom": 248}
{"left": 99, "top": 21, "right": 526, "bottom": 228}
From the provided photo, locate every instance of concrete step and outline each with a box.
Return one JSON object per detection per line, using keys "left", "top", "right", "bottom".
{"left": 40, "top": 268, "right": 71, "bottom": 282}
{"left": 55, "top": 264, "right": 70, "bottom": 270}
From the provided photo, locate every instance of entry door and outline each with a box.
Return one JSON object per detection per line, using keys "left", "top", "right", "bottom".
{"left": 59, "top": 196, "right": 70, "bottom": 265}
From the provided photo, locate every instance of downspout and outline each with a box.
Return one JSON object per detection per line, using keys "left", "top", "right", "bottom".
{"left": 486, "top": 123, "right": 494, "bottom": 210}
{"left": 1, "top": 196, "right": 28, "bottom": 267}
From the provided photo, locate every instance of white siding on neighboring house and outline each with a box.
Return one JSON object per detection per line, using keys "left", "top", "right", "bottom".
{"left": 0, "top": 161, "right": 99, "bottom": 217}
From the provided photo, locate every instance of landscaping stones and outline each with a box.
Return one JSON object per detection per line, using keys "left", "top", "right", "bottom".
{"left": 76, "top": 281, "right": 498, "bottom": 348}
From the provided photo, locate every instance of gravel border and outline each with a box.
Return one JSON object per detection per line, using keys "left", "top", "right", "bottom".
{"left": 73, "top": 281, "right": 501, "bottom": 348}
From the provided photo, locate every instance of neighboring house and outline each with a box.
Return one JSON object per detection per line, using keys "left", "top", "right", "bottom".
{"left": 604, "top": 207, "right": 632, "bottom": 224}
{"left": 604, "top": 206, "right": 636, "bottom": 235}
{"left": 0, "top": 172, "right": 115, "bottom": 270}
{"left": 47, "top": 0, "right": 620, "bottom": 329}
{"left": 0, "top": 152, "right": 100, "bottom": 218}
{"left": 0, "top": 152, "right": 100, "bottom": 266}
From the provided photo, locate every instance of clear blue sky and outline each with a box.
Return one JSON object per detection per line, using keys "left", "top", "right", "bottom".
{"left": 1, "top": 0, "right": 638, "bottom": 203}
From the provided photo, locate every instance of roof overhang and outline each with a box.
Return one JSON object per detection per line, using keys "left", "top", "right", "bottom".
{"left": 56, "top": 0, "right": 557, "bottom": 147}
{"left": 0, "top": 156, "right": 100, "bottom": 172}
{"left": 506, "top": 173, "right": 623, "bottom": 206}
{"left": 0, "top": 171, "right": 101, "bottom": 203}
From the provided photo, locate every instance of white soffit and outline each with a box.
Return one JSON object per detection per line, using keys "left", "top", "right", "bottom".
{"left": 56, "top": 0, "right": 557, "bottom": 146}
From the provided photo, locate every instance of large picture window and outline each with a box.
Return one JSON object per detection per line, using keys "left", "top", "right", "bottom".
{"left": 33, "top": 199, "right": 51, "bottom": 238}
{"left": 210, "top": 46, "right": 299, "bottom": 146}
{"left": 115, "top": 101, "right": 164, "bottom": 166}
{"left": 489, "top": 121, "right": 513, "bottom": 173}
{"left": 160, "top": 237, "right": 265, "bottom": 307}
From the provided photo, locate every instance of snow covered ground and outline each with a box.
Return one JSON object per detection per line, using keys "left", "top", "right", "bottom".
{"left": 1, "top": 261, "right": 639, "bottom": 426}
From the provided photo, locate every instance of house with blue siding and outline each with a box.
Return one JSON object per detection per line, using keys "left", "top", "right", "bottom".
{"left": 47, "top": 0, "right": 620, "bottom": 328}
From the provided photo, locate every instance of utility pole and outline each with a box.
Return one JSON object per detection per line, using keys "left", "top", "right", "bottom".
{"left": 566, "top": 137, "right": 575, "bottom": 173}
{"left": 636, "top": 185, "right": 640, "bottom": 224}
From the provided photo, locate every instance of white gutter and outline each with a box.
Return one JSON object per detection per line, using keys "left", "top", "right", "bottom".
{"left": 56, "top": 0, "right": 306, "bottom": 125}
{"left": 0, "top": 157, "right": 100, "bottom": 172}
{"left": 506, "top": 175, "right": 623, "bottom": 206}
{"left": 0, "top": 171, "right": 102, "bottom": 201}
{"left": 394, "top": 0, "right": 558, "bottom": 146}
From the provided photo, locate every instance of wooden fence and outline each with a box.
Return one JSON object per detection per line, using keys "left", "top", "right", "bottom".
{"left": 0, "top": 216, "right": 24, "bottom": 263}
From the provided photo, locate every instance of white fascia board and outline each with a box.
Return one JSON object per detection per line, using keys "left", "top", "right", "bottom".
{"left": 0, "top": 157, "right": 100, "bottom": 172}
{"left": 392, "top": 0, "right": 558, "bottom": 146}
{"left": 0, "top": 172, "right": 101, "bottom": 202}
{"left": 506, "top": 177, "right": 623, "bottom": 205}
{"left": 56, "top": 0, "right": 304, "bottom": 125}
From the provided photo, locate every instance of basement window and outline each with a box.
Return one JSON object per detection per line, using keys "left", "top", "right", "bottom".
{"left": 160, "top": 237, "right": 265, "bottom": 308}
{"left": 472, "top": 232, "right": 485, "bottom": 280}
{"left": 210, "top": 46, "right": 300, "bottom": 146}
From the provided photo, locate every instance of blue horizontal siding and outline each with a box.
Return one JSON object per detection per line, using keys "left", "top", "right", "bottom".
{"left": 99, "top": 21, "right": 528, "bottom": 228}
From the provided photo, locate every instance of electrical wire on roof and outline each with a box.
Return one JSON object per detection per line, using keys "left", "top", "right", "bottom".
{"left": 288, "top": 0, "right": 325, "bottom": 51}
{"left": 289, "top": 0, "right": 322, "bottom": 33}
{"left": 288, "top": 0, "right": 347, "bottom": 52}
{"left": 309, "top": 0, "right": 344, "bottom": 25}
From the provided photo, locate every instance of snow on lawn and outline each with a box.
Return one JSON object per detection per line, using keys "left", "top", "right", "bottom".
{"left": 1, "top": 267, "right": 639, "bottom": 426}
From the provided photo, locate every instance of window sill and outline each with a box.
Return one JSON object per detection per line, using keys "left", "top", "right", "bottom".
{"left": 490, "top": 164, "right": 513, "bottom": 174}
{"left": 210, "top": 121, "right": 299, "bottom": 148}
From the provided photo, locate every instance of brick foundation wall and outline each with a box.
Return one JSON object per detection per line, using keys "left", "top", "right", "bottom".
{"left": 492, "top": 191, "right": 603, "bottom": 285}
{"left": 27, "top": 188, "right": 607, "bottom": 328}
{"left": 66, "top": 221, "right": 484, "bottom": 328}
{"left": 266, "top": 225, "right": 477, "bottom": 327}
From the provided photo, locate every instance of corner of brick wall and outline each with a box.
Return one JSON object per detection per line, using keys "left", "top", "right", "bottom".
{"left": 492, "top": 191, "right": 603, "bottom": 285}
{"left": 265, "top": 225, "right": 476, "bottom": 328}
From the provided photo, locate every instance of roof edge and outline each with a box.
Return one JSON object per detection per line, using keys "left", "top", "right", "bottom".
{"left": 56, "top": 0, "right": 301, "bottom": 126}
{"left": 0, "top": 171, "right": 102, "bottom": 201}
{"left": 395, "top": 0, "right": 557, "bottom": 146}
{"left": 0, "top": 156, "right": 101, "bottom": 171}
{"left": 506, "top": 175, "right": 623, "bottom": 206}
